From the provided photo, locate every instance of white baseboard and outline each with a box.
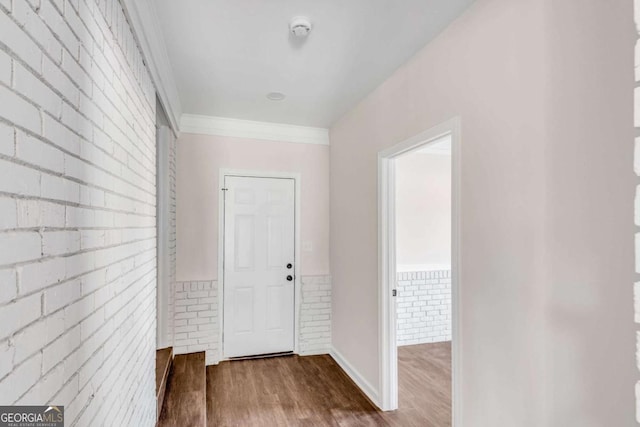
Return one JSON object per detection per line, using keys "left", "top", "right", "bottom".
{"left": 205, "top": 356, "right": 220, "bottom": 366}
{"left": 298, "top": 349, "right": 330, "bottom": 357}
{"left": 330, "top": 347, "right": 381, "bottom": 409}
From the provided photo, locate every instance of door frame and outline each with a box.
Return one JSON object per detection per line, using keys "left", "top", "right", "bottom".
{"left": 377, "top": 117, "right": 462, "bottom": 424}
{"left": 156, "top": 124, "right": 171, "bottom": 349}
{"left": 217, "top": 169, "right": 302, "bottom": 360}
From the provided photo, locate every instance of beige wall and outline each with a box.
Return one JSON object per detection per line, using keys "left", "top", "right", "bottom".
{"left": 176, "top": 133, "right": 330, "bottom": 280}
{"left": 329, "top": 0, "right": 634, "bottom": 425}
{"left": 396, "top": 152, "right": 451, "bottom": 270}
{"left": 542, "top": 1, "right": 634, "bottom": 424}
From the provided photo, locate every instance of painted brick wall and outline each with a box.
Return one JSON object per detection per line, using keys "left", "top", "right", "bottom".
{"left": 161, "top": 126, "right": 176, "bottom": 347}
{"left": 171, "top": 275, "right": 332, "bottom": 363}
{"left": 0, "top": 0, "right": 157, "bottom": 426}
{"left": 634, "top": 0, "right": 640, "bottom": 423}
{"left": 168, "top": 130, "right": 176, "bottom": 345}
{"left": 396, "top": 270, "right": 451, "bottom": 346}
{"left": 172, "top": 280, "right": 218, "bottom": 365}
{"left": 299, "top": 275, "right": 332, "bottom": 355}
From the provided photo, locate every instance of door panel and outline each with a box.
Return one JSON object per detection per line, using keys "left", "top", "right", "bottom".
{"left": 223, "top": 176, "right": 295, "bottom": 358}
{"left": 266, "top": 285, "right": 285, "bottom": 331}
{"left": 267, "top": 216, "right": 284, "bottom": 269}
{"left": 234, "top": 215, "right": 255, "bottom": 270}
{"left": 233, "top": 287, "right": 254, "bottom": 333}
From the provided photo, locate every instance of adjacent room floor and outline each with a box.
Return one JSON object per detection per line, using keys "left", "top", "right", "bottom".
{"left": 206, "top": 342, "right": 451, "bottom": 426}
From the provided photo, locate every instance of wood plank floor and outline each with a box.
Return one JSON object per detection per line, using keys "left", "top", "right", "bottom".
{"left": 156, "top": 347, "right": 173, "bottom": 421}
{"left": 156, "top": 347, "right": 172, "bottom": 396}
{"left": 394, "top": 342, "right": 451, "bottom": 426}
{"left": 159, "top": 352, "right": 207, "bottom": 427}
{"left": 206, "top": 342, "right": 451, "bottom": 426}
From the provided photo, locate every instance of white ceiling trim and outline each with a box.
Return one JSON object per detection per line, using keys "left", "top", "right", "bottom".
{"left": 180, "top": 114, "right": 331, "bottom": 146}
{"left": 121, "top": 0, "right": 183, "bottom": 135}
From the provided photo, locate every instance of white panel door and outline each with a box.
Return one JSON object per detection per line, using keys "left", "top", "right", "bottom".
{"left": 223, "top": 176, "right": 295, "bottom": 358}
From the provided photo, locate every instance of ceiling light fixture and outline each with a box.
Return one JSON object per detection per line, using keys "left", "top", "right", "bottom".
{"left": 290, "top": 16, "right": 312, "bottom": 38}
{"left": 266, "top": 92, "right": 286, "bottom": 101}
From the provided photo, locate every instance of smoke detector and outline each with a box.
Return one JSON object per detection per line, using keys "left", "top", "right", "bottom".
{"left": 290, "top": 17, "right": 312, "bottom": 38}
{"left": 266, "top": 92, "right": 286, "bottom": 101}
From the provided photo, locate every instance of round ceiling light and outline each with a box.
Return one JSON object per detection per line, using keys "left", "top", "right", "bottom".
{"left": 290, "top": 16, "right": 312, "bottom": 38}
{"left": 266, "top": 92, "right": 286, "bottom": 101}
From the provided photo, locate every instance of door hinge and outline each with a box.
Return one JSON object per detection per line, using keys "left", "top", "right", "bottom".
{"left": 392, "top": 289, "right": 397, "bottom": 297}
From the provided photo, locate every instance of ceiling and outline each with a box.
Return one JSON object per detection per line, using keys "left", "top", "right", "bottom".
{"left": 155, "top": 0, "right": 475, "bottom": 128}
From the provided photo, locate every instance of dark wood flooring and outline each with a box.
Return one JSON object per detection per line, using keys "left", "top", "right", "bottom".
{"left": 206, "top": 342, "right": 451, "bottom": 426}
{"left": 156, "top": 347, "right": 173, "bottom": 421}
{"left": 159, "top": 352, "right": 207, "bottom": 427}
{"left": 156, "top": 348, "right": 172, "bottom": 395}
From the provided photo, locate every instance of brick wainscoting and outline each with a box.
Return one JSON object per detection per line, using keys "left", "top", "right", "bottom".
{"left": 396, "top": 270, "right": 452, "bottom": 346}
{"left": 171, "top": 275, "right": 332, "bottom": 364}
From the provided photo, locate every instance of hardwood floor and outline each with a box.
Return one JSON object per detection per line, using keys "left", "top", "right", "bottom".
{"left": 206, "top": 342, "right": 451, "bottom": 426}
{"left": 393, "top": 342, "right": 452, "bottom": 426}
{"left": 156, "top": 347, "right": 173, "bottom": 421}
{"left": 156, "top": 348, "right": 173, "bottom": 396}
{"left": 159, "top": 352, "right": 207, "bottom": 427}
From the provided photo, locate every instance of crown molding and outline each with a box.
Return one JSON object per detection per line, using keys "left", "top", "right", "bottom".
{"left": 180, "top": 114, "right": 330, "bottom": 146}
{"left": 121, "top": 0, "right": 182, "bottom": 136}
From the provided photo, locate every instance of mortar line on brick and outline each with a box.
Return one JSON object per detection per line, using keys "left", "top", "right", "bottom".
{"left": 0, "top": 223, "right": 155, "bottom": 234}
{"left": 0, "top": 133, "right": 157, "bottom": 206}
{"left": 42, "top": 103, "right": 155, "bottom": 185}
{"left": 0, "top": 236, "right": 155, "bottom": 290}
{"left": 18, "top": 267, "right": 156, "bottom": 408}
{"left": 47, "top": 0, "right": 65, "bottom": 24}
{"left": 0, "top": 189, "right": 155, "bottom": 221}
{"left": 29, "top": 260, "right": 157, "bottom": 384}
{"left": 100, "top": 0, "right": 157, "bottom": 114}
{"left": 3, "top": 106, "right": 156, "bottom": 196}
{"left": 114, "top": 41, "right": 159, "bottom": 117}
{"left": 0, "top": 101, "right": 155, "bottom": 191}
{"left": 0, "top": 14, "right": 157, "bottom": 172}
{"left": 23, "top": 271, "right": 157, "bottom": 396}
{"left": 79, "top": 274, "right": 156, "bottom": 424}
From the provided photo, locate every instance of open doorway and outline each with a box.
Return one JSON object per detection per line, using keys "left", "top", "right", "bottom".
{"left": 395, "top": 133, "right": 452, "bottom": 424}
{"left": 378, "top": 118, "right": 460, "bottom": 425}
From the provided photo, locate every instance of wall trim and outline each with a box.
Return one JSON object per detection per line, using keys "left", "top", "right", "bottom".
{"left": 330, "top": 347, "right": 381, "bottom": 408}
{"left": 298, "top": 349, "right": 330, "bottom": 356}
{"left": 181, "top": 114, "right": 331, "bottom": 146}
{"left": 121, "top": 0, "right": 182, "bottom": 135}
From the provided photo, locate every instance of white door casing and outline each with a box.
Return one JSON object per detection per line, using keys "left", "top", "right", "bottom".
{"left": 223, "top": 176, "right": 296, "bottom": 358}
{"left": 378, "top": 117, "right": 461, "bottom": 422}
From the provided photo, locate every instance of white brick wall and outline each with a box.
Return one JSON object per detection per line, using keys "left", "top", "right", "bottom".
{"left": 396, "top": 270, "right": 451, "bottom": 346}
{"left": 167, "top": 127, "right": 176, "bottom": 345}
{"left": 171, "top": 275, "right": 332, "bottom": 363}
{"left": 0, "top": 0, "right": 157, "bottom": 426}
{"left": 159, "top": 123, "right": 176, "bottom": 348}
{"left": 299, "top": 275, "right": 332, "bottom": 355}
{"left": 636, "top": 1, "right": 640, "bottom": 422}
{"left": 172, "top": 281, "right": 218, "bottom": 365}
